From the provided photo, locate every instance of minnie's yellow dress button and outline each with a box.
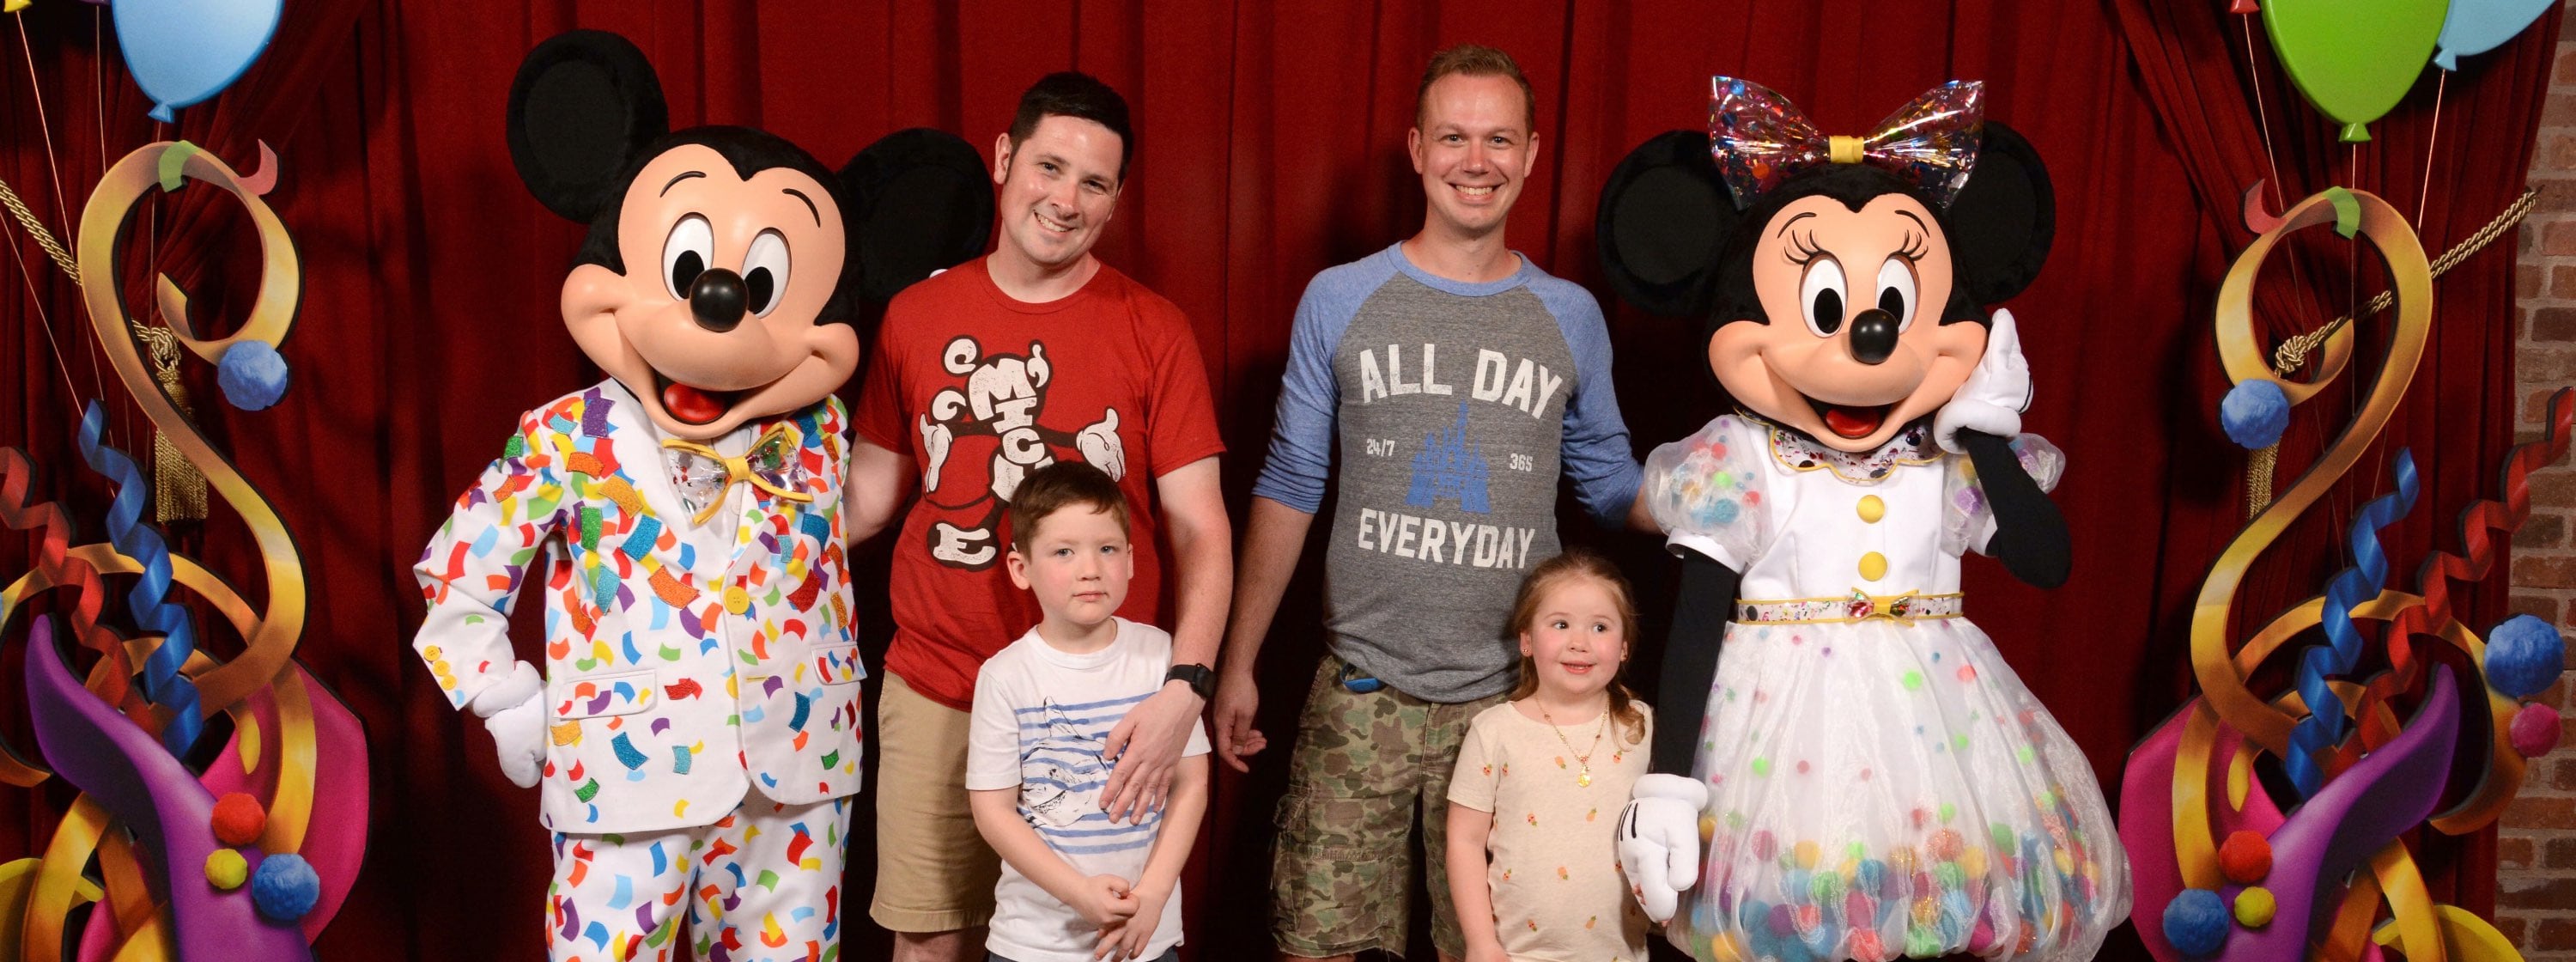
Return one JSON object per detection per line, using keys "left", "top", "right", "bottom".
{"left": 1859, "top": 552, "right": 1887, "bottom": 581}
{"left": 1857, "top": 496, "right": 1884, "bottom": 523}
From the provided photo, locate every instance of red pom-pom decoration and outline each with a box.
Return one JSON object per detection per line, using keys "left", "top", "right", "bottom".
{"left": 2511, "top": 703, "right": 2562, "bottom": 758}
{"left": 2219, "top": 831, "right": 2271, "bottom": 885}
{"left": 210, "top": 793, "right": 267, "bottom": 847}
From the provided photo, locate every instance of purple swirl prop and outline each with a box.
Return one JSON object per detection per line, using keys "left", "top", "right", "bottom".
{"left": 74, "top": 402, "right": 204, "bottom": 755}
{"left": 23, "top": 614, "right": 313, "bottom": 961}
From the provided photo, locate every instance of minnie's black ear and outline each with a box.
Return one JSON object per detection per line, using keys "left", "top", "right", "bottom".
{"left": 1595, "top": 130, "right": 1740, "bottom": 318}
{"left": 1947, "top": 121, "right": 2053, "bottom": 307}
{"left": 841, "top": 129, "right": 996, "bottom": 304}
{"left": 507, "top": 30, "right": 670, "bottom": 222}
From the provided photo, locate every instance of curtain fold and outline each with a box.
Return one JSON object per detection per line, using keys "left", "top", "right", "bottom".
{"left": 0, "top": 2, "right": 2552, "bottom": 959}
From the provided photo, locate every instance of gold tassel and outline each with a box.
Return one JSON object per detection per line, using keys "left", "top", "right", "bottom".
{"left": 2245, "top": 443, "right": 2276, "bottom": 519}
{"left": 143, "top": 329, "right": 207, "bottom": 524}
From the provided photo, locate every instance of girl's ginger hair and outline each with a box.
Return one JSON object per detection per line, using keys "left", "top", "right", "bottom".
{"left": 1505, "top": 548, "right": 1647, "bottom": 746}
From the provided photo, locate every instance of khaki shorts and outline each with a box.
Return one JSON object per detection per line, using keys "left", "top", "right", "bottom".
{"left": 869, "top": 673, "right": 1002, "bottom": 933}
{"left": 1272, "top": 654, "right": 1507, "bottom": 959}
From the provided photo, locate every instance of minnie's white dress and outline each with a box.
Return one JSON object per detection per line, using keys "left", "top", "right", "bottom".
{"left": 1644, "top": 414, "right": 2127, "bottom": 962}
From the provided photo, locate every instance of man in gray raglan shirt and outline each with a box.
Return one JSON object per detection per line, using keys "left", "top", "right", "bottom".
{"left": 1211, "top": 44, "right": 1649, "bottom": 962}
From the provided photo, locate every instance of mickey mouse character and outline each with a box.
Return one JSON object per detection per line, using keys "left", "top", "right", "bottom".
{"left": 1595, "top": 79, "right": 2129, "bottom": 962}
{"left": 407, "top": 31, "right": 989, "bottom": 961}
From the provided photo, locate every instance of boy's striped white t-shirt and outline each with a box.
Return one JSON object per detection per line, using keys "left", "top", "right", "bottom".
{"left": 965, "top": 617, "right": 1211, "bottom": 962}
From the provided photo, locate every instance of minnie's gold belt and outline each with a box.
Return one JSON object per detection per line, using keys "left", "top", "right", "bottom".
{"left": 1735, "top": 589, "right": 1962, "bottom": 626}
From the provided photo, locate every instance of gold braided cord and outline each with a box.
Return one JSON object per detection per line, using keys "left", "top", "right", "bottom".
{"left": 0, "top": 174, "right": 76, "bottom": 283}
{"left": 2244, "top": 187, "right": 2539, "bottom": 517}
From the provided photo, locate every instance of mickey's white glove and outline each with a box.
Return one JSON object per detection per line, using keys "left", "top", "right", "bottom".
{"left": 469, "top": 661, "right": 546, "bottom": 788}
{"left": 1618, "top": 773, "right": 1710, "bottom": 924}
{"left": 1933, "top": 307, "right": 2032, "bottom": 454}
{"left": 1076, "top": 409, "right": 1127, "bottom": 481}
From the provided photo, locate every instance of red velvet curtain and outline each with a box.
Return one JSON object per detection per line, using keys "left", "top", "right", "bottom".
{"left": 0, "top": 2, "right": 2554, "bottom": 959}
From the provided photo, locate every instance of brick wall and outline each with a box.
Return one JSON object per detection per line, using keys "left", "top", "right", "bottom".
{"left": 2505, "top": 18, "right": 2576, "bottom": 956}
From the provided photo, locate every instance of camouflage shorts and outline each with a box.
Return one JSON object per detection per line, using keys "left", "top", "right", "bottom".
{"left": 1273, "top": 653, "right": 1506, "bottom": 959}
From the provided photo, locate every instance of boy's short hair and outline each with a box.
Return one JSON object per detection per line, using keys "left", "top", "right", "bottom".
{"left": 1007, "top": 460, "right": 1132, "bottom": 553}
{"left": 1009, "top": 71, "right": 1135, "bottom": 180}
{"left": 1415, "top": 44, "right": 1535, "bottom": 131}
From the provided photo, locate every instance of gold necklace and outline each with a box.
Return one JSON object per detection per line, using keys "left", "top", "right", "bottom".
{"left": 1540, "top": 705, "right": 1609, "bottom": 788}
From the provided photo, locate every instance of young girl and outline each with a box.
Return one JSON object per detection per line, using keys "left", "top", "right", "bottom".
{"left": 1447, "top": 550, "right": 1655, "bottom": 962}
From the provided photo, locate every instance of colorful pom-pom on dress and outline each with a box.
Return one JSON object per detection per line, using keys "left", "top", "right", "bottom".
{"left": 1644, "top": 414, "right": 2126, "bottom": 962}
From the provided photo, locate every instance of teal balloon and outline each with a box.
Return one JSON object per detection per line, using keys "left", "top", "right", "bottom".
{"left": 2433, "top": 0, "right": 2552, "bottom": 70}
{"left": 113, "top": 0, "right": 281, "bottom": 122}
{"left": 2262, "top": 0, "right": 2448, "bottom": 142}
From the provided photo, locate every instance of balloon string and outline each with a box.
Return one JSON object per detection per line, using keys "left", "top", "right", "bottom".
{"left": 2239, "top": 15, "right": 2289, "bottom": 212}
{"left": 2240, "top": 12, "right": 2313, "bottom": 347}
{"left": 91, "top": 7, "right": 105, "bottom": 174}
{"left": 0, "top": 185, "right": 82, "bottom": 417}
{"left": 14, "top": 14, "right": 71, "bottom": 241}
{"left": 2416, "top": 70, "right": 2445, "bottom": 229}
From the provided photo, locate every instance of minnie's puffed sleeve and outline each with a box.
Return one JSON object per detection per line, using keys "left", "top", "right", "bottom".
{"left": 411, "top": 409, "right": 569, "bottom": 711}
{"left": 1940, "top": 432, "right": 2064, "bottom": 557}
{"left": 1642, "top": 415, "right": 1773, "bottom": 571}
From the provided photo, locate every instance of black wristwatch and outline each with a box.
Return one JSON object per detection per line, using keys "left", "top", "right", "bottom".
{"left": 1164, "top": 662, "right": 1214, "bottom": 699}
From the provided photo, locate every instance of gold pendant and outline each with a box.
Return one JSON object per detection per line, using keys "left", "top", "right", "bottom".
{"left": 1577, "top": 771, "right": 1592, "bottom": 788}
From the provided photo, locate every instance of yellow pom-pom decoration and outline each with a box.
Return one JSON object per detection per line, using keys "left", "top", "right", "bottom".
{"left": 204, "top": 849, "right": 248, "bottom": 891}
{"left": 2233, "top": 886, "right": 2275, "bottom": 929}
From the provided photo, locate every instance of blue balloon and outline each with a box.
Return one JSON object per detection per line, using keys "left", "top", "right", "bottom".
{"left": 2434, "top": 0, "right": 2554, "bottom": 70}
{"left": 112, "top": 0, "right": 281, "bottom": 122}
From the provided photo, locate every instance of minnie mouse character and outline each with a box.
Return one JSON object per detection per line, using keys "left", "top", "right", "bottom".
{"left": 1596, "top": 79, "right": 2128, "bottom": 962}
{"left": 408, "top": 31, "right": 989, "bottom": 960}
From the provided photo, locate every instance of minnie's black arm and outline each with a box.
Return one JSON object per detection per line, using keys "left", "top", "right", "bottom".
{"left": 1651, "top": 548, "right": 1741, "bottom": 776}
{"left": 1958, "top": 429, "right": 2069, "bottom": 589}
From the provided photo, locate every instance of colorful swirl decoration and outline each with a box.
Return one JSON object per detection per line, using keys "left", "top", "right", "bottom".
{"left": 2118, "top": 184, "right": 2573, "bottom": 962}
{"left": 0, "top": 141, "right": 369, "bottom": 961}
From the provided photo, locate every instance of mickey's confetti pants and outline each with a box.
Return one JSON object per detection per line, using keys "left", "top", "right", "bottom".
{"left": 546, "top": 792, "right": 851, "bottom": 962}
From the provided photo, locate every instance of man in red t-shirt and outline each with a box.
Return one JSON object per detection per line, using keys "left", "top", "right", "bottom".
{"left": 845, "top": 71, "right": 1231, "bottom": 962}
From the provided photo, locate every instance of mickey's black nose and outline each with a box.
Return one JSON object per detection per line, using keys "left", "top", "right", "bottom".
{"left": 1848, "top": 308, "right": 1898, "bottom": 365}
{"left": 689, "top": 268, "right": 748, "bottom": 332}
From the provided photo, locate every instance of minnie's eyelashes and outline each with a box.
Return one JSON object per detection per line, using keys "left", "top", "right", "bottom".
{"left": 1896, "top": 230, "right": 1929, "bottom": 263}
{"left": 1785, "top": 229, "right": 1826, "bottom": 266}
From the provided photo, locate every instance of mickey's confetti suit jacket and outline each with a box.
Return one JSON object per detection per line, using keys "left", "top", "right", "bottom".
{"left": 412, "top": 380, "right": 866, "bottom": 832}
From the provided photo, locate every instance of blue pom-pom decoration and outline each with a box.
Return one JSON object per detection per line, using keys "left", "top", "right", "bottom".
{"left": 2162, "top": 888, "right": 2231, "bottom": 957}
{"left": 216, "top": 340, "right": 289, "bottom": 411}
{"left": 2221, "top": 380, "right": 2291, "bottom": 449}
{"left": 250, "top": 853, "right": 320, "bottom": 922}
{"left": 2486, "top": 614, "right": 2567, "bottom": 699}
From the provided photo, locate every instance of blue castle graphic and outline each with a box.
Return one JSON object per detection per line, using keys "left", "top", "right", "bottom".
{"left": 1407, "top": 403, "right": 1491, "bottom": 514}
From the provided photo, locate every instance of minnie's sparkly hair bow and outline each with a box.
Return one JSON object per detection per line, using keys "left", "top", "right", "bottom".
{"left": 1706, "top": 77, "right": 1984, "bottom": 210}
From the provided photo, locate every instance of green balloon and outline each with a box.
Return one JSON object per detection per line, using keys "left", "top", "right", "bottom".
{"left": 2263, "top": 0, "right": 2449, "bottom": 143}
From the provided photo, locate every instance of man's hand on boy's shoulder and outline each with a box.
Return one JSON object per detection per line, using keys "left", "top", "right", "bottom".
{"left": 1098, "top": 683, "right": 1201, "bottom": 821}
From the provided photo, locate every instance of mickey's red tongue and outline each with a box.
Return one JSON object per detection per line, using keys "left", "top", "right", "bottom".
{"left": 661, "top": 381, "right": 728, "bottom": 425}
{"left": 1823, "top": 405, "right": 1885, "bottom": 440}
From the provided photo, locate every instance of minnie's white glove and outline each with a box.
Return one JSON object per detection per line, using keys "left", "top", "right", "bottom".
{"left": 469, "top": 661, "right": 546, "bottom": 788}
{"left": 1933, "top": 307, "right": 2032, "bottom": 454}
{"left": 1617, "top": 773, "right": 1710, "bottom": 923}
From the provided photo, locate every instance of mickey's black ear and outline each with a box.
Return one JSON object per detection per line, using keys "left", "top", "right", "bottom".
{"left": 1947, "top": 121, "right": 2053, "bottom": 307}
{"left": 841, "top": 129, "right": 996, "bottom": 304}
{"left": 1596, "top": 131, "right": 1739, "bottom": 318}
{"left": 507, "top": 31, "right": 670, "bottom": 222}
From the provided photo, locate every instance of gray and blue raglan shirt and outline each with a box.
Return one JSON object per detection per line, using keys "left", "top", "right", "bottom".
{"left": 1252, "top": 242, "right": 1643, "bottom": 703}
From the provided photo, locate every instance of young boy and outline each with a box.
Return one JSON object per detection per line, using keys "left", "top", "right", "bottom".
{"left": 966, "top": 461, "right": 1212, "bottom": 962}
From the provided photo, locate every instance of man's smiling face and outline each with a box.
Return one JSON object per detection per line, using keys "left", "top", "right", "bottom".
{"left": 1410, "top": 71, "right": 1537, "bottom": 240}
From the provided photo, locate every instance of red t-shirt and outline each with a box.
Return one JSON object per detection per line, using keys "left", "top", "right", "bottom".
{"left": 854, "top": 258, "right": 1225, "bottom": 711}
